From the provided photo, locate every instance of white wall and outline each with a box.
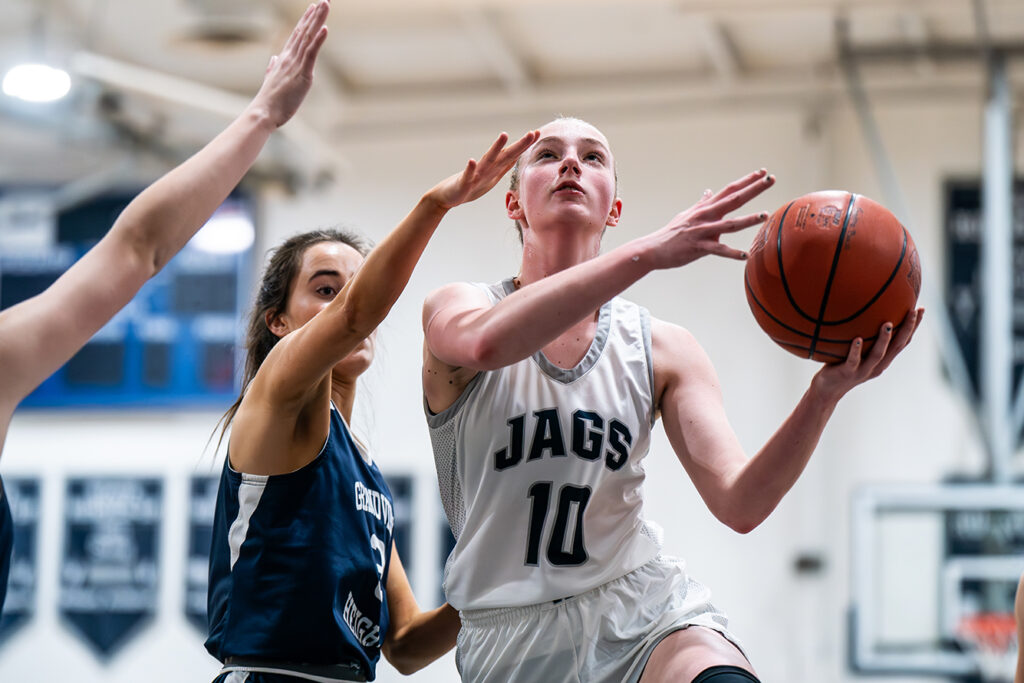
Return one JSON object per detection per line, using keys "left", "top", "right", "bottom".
{"left": 0, "top": 93, "right": 1019, "bottom": 682}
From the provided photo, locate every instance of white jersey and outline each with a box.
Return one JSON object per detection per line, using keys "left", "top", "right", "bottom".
{"left": 427, "top": 279, "right": 663, "bottom": 610}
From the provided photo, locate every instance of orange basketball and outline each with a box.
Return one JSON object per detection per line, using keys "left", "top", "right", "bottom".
{"left": 744, "top": 191, "right": 921, "bottom": 363}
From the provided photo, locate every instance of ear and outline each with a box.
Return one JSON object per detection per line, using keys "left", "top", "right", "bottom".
{"left": 265, "top": 309, "right": 289, "bottom": 338}
{"left": 605, "top": 198, "right": 623, "bottom": 227}
{"left": 506, "top": 190, "right": 525, "bottom": 221}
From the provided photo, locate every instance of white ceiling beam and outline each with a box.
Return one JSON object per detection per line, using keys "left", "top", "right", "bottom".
{"left": 68, "top": 50, "right": 346, "bottom": 185}
{"left": 334, "top": 0, "right": 1015, "bottom": 18}
{"left": 329, "top": 66, "right": 1013, "bottom": 138}
{"left": 457, "top": 8, "right": 532, "bottom": 93}
{"left": 897, "top": 10, "right": 935, "bottom": 74}
{"left": 695, "top": 17, "right": 741, "bottom": 82}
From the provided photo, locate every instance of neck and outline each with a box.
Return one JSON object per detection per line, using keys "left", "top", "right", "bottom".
{"left": 517, "top": 226, "right": 602, "bottom": 287}
{"left": 330, "top": 374, "right": 357, "bottom": 424}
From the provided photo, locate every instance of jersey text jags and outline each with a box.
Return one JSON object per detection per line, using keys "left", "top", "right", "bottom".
{"left": 494, "top": 408, "right": 632, "bottom": 472}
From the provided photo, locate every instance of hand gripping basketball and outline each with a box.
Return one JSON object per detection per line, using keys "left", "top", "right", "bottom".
{"left": 744, "top": 191, "right": 922, "bottom": 363}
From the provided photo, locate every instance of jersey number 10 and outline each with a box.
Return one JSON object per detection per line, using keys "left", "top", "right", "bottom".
{"left": 525, "top": 482, "right": 592, "bottom": 566}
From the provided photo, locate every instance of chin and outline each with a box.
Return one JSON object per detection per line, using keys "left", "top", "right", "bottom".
{"left": 334, "top": 348, "right": 374, "bottom": 378}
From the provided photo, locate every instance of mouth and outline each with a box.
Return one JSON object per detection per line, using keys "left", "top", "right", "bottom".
{"left": 553, "top": 181, "right": 584, "bottom": 195}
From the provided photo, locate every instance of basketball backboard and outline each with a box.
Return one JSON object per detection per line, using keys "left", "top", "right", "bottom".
{"left": 849, "top": 483, "right": 1024, "bottom": 679}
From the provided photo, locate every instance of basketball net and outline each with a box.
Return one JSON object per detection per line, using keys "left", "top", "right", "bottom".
{"left": 956, "top": 613, "right": 1018, "bottom": 683}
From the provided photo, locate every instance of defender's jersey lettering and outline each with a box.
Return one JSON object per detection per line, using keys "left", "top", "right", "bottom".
{"left": 343, "top": 591, "right": 381, "bottom": 648}
{"left": 493, "top": 407, "right": 634, "bottom": 473}
{"left": 355, "top": 481, "right": 394, "bottom": 534}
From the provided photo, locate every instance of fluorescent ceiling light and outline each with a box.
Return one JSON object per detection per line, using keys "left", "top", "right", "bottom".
{"left": 192, "top": 208, "right": 255, "bottom": 254}
{"left": 2, "top": 63, "right": 71, "bottom": 102}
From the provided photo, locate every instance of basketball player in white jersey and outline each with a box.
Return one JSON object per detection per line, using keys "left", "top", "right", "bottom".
{"left": 422, "top": 117, "right": 923, "bottom": 683}
{"left": 0, "top": 0, "right": 331, "bottom": 612}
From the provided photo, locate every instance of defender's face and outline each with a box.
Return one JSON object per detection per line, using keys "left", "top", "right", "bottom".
{"left": 273, "top": 240, "right": 374, "bottom": 375}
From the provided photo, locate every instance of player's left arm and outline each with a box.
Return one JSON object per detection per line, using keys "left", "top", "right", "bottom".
{"left": 381, "top": 546, "right": 459, "bottom": 674}
{"left": 0, "top": 0, "right": 330, "bottom": 407}
{"left": 653, "top": 309, "right": 922, "bottom": 533}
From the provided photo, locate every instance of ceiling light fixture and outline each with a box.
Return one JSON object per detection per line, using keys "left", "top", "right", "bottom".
{"left": 2, "top": 63, "right": 71, "bottom": 103}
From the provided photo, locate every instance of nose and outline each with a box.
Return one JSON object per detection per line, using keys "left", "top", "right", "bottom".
{"left": 560, "top": 153, "right": 581, "bottom": 177}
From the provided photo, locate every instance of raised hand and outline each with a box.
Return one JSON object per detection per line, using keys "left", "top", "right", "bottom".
{"left": 251, "top": 0, "right": 330, "bottom": 128}
{"left": 814, "top": 307, "right": 925, "bottom": 400}
{"left": 428, "top": 130, "right": 541, "bottom": 210}
{"left": 648, "top": 169, "right": 775, "bottom": 269}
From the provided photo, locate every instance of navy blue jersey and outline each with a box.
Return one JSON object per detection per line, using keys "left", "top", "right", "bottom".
{"left": 206, "top": 406, "right": 395, "bottom": 680}
{"left": 0, "top": 476, "right": 11, "bottom": 611}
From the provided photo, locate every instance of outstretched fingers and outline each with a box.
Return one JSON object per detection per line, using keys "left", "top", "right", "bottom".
{"left": 279, "top": 3, "right": 313, "bottom": 56}
{"left": 704, "top": 171, "right": 775, "bottom": 218}
{"left": 494, "top": 129, "right": 540, "bottom": 168}
{"left": 296, "top": 2, "right": 330, "bottom": 62}
{"left": 476, "top": 130, "right": 540, "bottom": 178}
{"left": 705, "top": 210, "right": 769, "bottom": 235}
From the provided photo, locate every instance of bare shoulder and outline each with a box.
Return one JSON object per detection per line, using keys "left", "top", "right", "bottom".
{"left": 422, "top": 281, "right": 490, "bottom": 326}
{"left": 650, "top": 317, "right": 721, "bottom": 406}
{"left": 422, "top": 281, "right": 491, "bottom": 414}
{"left": 650, "top": 317, "right": 710, "bottom": 368}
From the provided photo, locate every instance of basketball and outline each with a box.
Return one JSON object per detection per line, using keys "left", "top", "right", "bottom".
{"left": 744, "top": 190, "right": 921, "bottom": 363}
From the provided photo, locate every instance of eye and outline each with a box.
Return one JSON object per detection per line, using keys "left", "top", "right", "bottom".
{"left": 536, "top": 149, "right": 557, "bottom": 160}
{"left": 585, "top": 152, "right": 604, "bottom": 163}
{"left": 316, "top": 285, "right": 338, "bottom": 297}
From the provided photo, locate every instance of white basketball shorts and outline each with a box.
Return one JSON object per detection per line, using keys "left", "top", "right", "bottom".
{"left": 455, "top": 555, "right": 745, "bottom": 683}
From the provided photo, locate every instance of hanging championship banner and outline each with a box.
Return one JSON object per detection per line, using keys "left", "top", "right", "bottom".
{"left": 185, "top": 476, "right": 218, "bottom": 633}
{"left": 384, "top": 475, "right": 413, "bottom": 576}
{"left": 0, "top": 478, "right": 40, "bottom": 645}
{"left": 59, "top": 477, "right": 162, "bottom": 657}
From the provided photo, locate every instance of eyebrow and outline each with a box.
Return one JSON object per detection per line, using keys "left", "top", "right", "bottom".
{"left": 307, "top": 269, "right": 341, "bottom": 283}
{"left": 534, "top": 136, "right": 610, "bottom": 152}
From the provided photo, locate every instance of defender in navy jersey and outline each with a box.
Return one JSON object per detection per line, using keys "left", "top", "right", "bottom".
{"left": 206, "top": 127, "right": 539, "bottom": 680}
{"left": 422, "top": 117, "right": 923, "bottom": 682}
{"left": 0, "top": 0, "right": 333, "bottom": 617}
{"left": 206, "top": 406, "right": 396, "bottom": 678}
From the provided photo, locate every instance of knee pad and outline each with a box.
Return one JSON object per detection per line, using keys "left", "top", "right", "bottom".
{"left": 692, "top": 664, "right": 761, "bottom": 683}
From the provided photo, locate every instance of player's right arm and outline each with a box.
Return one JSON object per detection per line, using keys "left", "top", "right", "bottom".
{"left": 0, "top": 0, "right": 331, "bottom": 410}
{"left": 422, "top": 169, "right": 774, "bottom": 401}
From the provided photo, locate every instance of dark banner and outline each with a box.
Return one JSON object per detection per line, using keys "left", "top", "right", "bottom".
{"left": 0, "top": 478, "right": 40, "bottom": 645}
{"left": 185, "top": 476, "right": 218, "bottom": 633}
{"left": 59, "top": 477, "right": 162, "bottom": 658}
{"left": 943, "top": 179, "right": 1024, "bottom": 411}
{"left": 385, "top": 475, "right": 413, "bottom": 578}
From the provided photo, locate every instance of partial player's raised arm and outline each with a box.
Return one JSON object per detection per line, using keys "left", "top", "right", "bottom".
{"left": 0, "top": 0, "right": 330, "bottom": 407}
{"left": 250, "top": 131, "right": 539, "bottom": 409}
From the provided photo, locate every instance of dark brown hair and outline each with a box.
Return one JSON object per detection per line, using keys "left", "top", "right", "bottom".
{"left": 213, "top": 227, "right": 372, "bottom": 453}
